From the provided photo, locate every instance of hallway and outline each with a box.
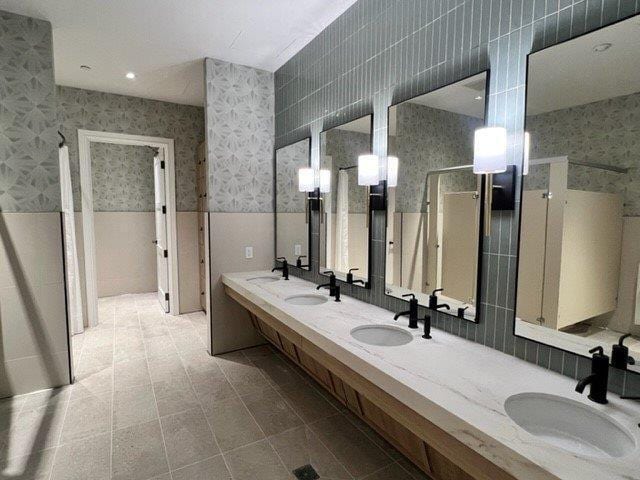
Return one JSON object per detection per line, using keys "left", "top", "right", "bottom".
{"left": 0, "top": 294, "right": 426, "bottom": 480}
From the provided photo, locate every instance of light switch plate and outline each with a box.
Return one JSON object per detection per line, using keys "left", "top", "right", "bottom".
{"left": 294, "top": 244, "right": 302, "bottom": 255}
{"left": 245, "top": 246, "right": 254, "bottom": 259}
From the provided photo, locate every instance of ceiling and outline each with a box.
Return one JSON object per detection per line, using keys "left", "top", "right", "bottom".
{"left": 528, "top": 15, "right": 640, "bottom": 115}
{"left": 0, "top": 0, "right": 357, "bottom": 106}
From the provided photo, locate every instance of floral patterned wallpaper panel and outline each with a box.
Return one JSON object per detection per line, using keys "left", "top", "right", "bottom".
{"left": 526, "top": 91, "right": 640, "bottom": 216}
{"left": 0, "top": 11, "right": 59, "bottom": 212}
{"left": 205, "top": 58, "right": 275, "bottom": 213}
{"left": 90, "top": 142, "right": 155, "bottom": 212}
{"left": 57, "top": 86, "right": 204, "bottom": 212}
{"left": 276, "top": 139, "right": 309, "bottom": 214}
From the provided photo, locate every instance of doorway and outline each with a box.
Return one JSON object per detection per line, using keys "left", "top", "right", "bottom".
{"left": 77, "top": 130, "right": 180, "bottom": 327}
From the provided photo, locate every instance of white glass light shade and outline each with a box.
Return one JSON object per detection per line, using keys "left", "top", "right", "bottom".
{"left": 358, "top": 154, "right": 380, "bottom": 186}
{"left": 473, "top": 127, "right": 507, "bottom": 174}
{"left": 387, "top": 156, "right": 399, "bottom": 187}
{"left": 523, "top": 132, "right": 530, "bottom": 176}
{"left": 298, "top": 168, "right": 315, "bottom": 192}
{"left": 319, "top": 169, "right": 331, "bottom": 193}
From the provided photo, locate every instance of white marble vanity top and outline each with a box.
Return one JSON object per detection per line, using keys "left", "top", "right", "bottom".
{"left": 222, "top": 271, "right": 640, "bottom": 480}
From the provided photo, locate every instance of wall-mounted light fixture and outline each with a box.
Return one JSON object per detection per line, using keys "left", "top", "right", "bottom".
{"left": 474, "top": 127, "right": 508, "bottom": 236}
{"left": 358, "top": 154, "right": 380, "bottom": 186}
{"left": 298, "top": 167, "right": 315, "bottom": 192}
{"left": 387, "top": 156, "right": 398, "bottom": 188}
{"left": 319, "top": 169, "right": 331, "bottom": 193}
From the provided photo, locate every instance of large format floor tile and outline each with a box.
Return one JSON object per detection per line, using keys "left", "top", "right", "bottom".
{"left": 0, "top": 292, "right": 425, "bottom": 479}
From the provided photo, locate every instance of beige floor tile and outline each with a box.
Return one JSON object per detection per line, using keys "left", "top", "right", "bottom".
{"left": 22, "top": 387, "right": 71, "bottom": 410}
{"left": 73, "top": 364, "right": 113, "bottom": 398}
{"left": 242, "top": 386, "right": 303, "bottom": 437}
{"left": 1, "top": 403, "right": 66, "bottom": 459}
{"left": 223, "top": 438, "right": 292, "bottom": 480}
{"left": 114, "top": 357, "right": 151, "bottom": 390}
{"left": 395, "top": 457, "right": 431, "bottom": 480}
{"left": 361, "top": 462, "right": 419, "bottom": 480}
{"left": 309, "top": 414, "right": 392, "bottom": 478}
{"left": 250, "top": 354, "right": 303, "bottom": 387}
{"left": 51, "top": 432, "right": 110, "bottom": 480}
{"left": 113, "top": 383, "right": 158, "bottom": 430}
{"left": 276, "top": 381, "right": 338, "bottom": 423}
{"left": 112, "top": 419, "right": 169, "bottom": 480}
{"left": 153, "top": 376, "right": 200, "bottom": 417}
{"left": 160, "top": 407, "right": 219, "bottom": 470}
{"left": 180, "top": 350, "right": 221, "bottom": 376}
{"left": 171, "top": 454, "right": 232, "bottom": 480}
{"left": 147, "top": 353, "right": 187, "bottom": 384}
{"left": 205, "top": 396, "right": 264, "bottom": 452}
{"left": 60, "top": 394, "right": 111, "bottom": 444}
{"left": 144, "top": 335, "right": 178, "bottom": 358}
{"left": 0, "top": 446, "right": 56, "bottom": 480}
{"left": 190, "top": 369, "right": 237, "bottom": 404}
{"left": 269, "top": 425, "right": 351, "bottom": 479}
{"left": 215, "top": 352, "right": 270, "bottom": 396}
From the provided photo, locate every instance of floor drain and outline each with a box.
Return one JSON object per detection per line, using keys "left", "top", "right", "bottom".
{"left": 293, "top": 464, "right": 319, "bottom": 480}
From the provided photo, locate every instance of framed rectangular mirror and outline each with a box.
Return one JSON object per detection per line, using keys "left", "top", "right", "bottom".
{"left": 275, "top": 138, "right": 312, "bottom": 270}
{"left": 319, "top": 114, "right": 373, "bottom": 287}
{"left": 385, "top": 72, "right": 488, "bottom": 322}
{"left": 515, "top": 15, "right": 640, "bottom": 373}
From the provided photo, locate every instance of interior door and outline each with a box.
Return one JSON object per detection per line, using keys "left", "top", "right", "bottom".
{"left": 154, "top": 149, "right": 169, "bottom": 312}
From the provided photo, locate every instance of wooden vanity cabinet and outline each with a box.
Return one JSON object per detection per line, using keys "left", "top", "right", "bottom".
{"left": 227, "top": 286, "right": 528, "bottom": 480}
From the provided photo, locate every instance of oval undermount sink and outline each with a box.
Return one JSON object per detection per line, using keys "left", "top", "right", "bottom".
{"left": 284, "top": 294, "right": 327, "bottom": 306}
{"left": 504, "top": 392, "right": 636, "bottom": 459}
{"left": 350, "top": 325, "right": 413, "bottom": 347}
{"left": 247, "top": 275, "right": 280, "bottom": 284}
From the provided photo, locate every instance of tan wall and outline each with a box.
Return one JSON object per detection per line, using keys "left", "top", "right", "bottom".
{"left": 0, "top": 213, "right": 71, "bottom": 397}
{"left": 209, "top": 212, "right": 272, "bottom": 354}
{"left": 94, "top": 212, "right": 157, "bottom": 297}
{"left": 177, "top": 212, "right": 202, "bottom": 313}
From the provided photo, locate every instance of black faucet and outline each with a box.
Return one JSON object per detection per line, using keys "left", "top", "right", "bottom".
{"left": 457, "top": 306, "right": 469, "bottom": 319}
{"left": 575, "top": 346, "right": 609, "bottom": 404}
{"left": 428, "top": 288, "right": 450, "bottom": 311}
{"left": 334, "top": 285, "right": 341, "bottom": 302}
{"left": 422, "top": 315, "right": 432, "bottom": 339}
{"left": 317, "top": 270, "right": 337, "bottom": 296}
{"left": 296, "top": 255, "right": 309, "bottom": 269}
{"left": 394, "top": 293, "right": 419, "bottom": 329}
{"left": 271, "top": 257, "right": 289, "bottom": 280}
{"left": 346, "top": 268, "right": 365, "bottom": 285}
{"left": 611, "top": 333, "right": 636, "bottom": 370}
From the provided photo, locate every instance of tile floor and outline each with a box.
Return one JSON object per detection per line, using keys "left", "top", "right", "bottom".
{"left": 0, "top": 293, "right": 429, "bottom": 480}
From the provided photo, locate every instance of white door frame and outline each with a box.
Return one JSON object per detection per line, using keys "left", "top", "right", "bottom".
{"left": 78, "top": 129, "right": 180, "bottom": 326}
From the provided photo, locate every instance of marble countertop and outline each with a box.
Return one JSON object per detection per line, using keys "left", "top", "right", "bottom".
{"left": 222, "top": 271, "right": 640, "bottom": 480}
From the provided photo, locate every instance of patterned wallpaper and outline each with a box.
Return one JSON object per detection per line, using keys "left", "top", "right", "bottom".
{"left": 0, "top": 11, "right": 59, "bottom": 212}
{"left": 322, "top": 128, "right": 371, "bottom": 214}
{"left": 526, "top": 91, "right": 640, "bottom": 216}
{"left": 57, "top": 86, "right": 204, "bottom": 212}
{"left": 90, "top": 142, "right": 155, "bottom": 212}
{"left": 392, "top": 102, "right": 481, "bottom": 213}
{"left": 276, "top": 139, "right": 309, "bottom": 214}
{"left": 205, "top": 58, "right": 274, "bottom": 213}
{"left": 274, "top": 0, "right": 640, "bottom": 396}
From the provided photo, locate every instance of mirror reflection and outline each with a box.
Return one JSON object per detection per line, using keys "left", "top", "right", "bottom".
{"left": 385, "top": 73, "right": 487, "bottom": 321}
{"left": 276, "top": 138, "right": 311, "bottom": 269}
{"left": 319, "top": 115, "right": 373, "bottom": 286}
{"left": 516, "top": 15, "right": 640, "bottom": 372}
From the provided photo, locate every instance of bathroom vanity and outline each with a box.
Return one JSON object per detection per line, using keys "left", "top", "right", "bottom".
{"left": 223, "top": 272, "right": 640, "bottom": 480}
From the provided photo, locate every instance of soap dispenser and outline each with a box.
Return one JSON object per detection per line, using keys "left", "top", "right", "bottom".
{"left": 611, "top": 334, "right": 636, "bottom": 370}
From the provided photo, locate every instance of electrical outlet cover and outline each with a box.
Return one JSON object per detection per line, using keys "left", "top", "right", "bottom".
{"left": 294, "top": 244, "right": 302, "bottom": 255}
{"left": 245, "top": 246, "right": 254, "bottom": 259}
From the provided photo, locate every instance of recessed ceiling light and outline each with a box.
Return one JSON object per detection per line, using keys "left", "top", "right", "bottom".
{"left": 126, "top": 72, "right": 136, "bottom": 79}
{"left": 592, "top": 43, "right": 612, "bottom": 52}
{"left": 80, "top": 65, "right": 92, "bottom": 71}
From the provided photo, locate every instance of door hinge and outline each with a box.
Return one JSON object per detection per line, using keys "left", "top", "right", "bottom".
{"left": 160, "top": 160, "right": 165, "bottom": 169}
{"left": 163, "top": 249, "right": 168, "bottom": 258}
{"left": 165, "top": 292, "right": 169, "bottom": 301}
{"left": 162, "top": 205, "right": 166, "bottom": 214}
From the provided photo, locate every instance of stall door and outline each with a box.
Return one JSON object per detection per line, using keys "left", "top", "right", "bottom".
{"left": 154, "top": 150, "right": 169, "bottom": 312}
